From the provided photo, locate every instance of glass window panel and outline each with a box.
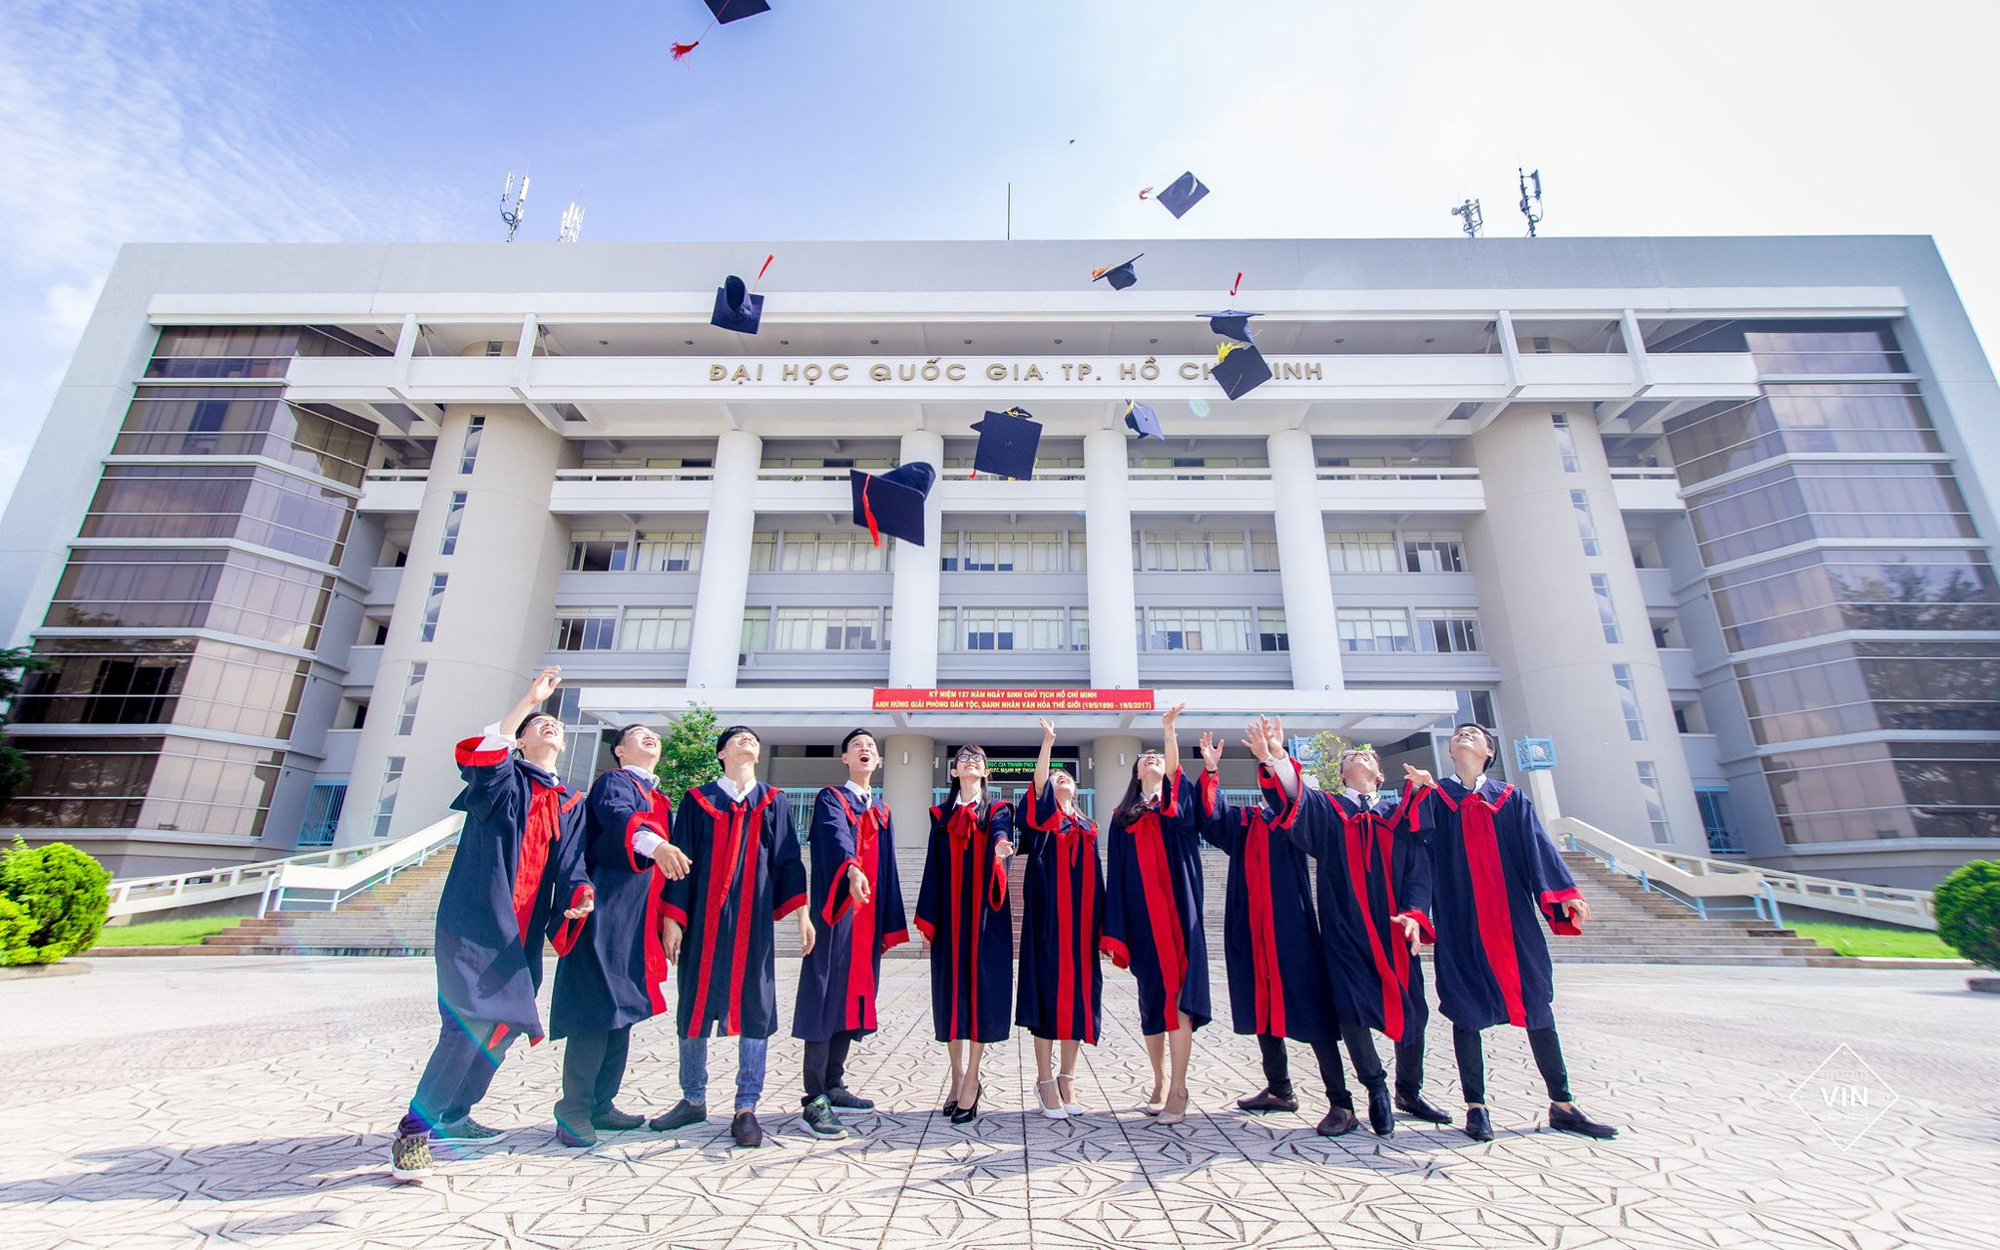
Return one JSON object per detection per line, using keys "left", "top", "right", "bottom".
{"left": 1591, "top": 575, "right": 1622, "bottom": 643}
{"left": 439, "top": 492, "right": 466, "bottom": 556}
{"left": 618, "top": 607, "right": 693, "bottom": 651}
{"left": 1636, "top": 762, "right": 1672, "bottom": 843}
{"left": 1571, "top": 491, "right": 1601, "bottom": 557}
{"left": 1613, "top": 663, "right": 1646, "bottom": 740}
{"left": 420, "top": 574, "right": 447, "bottom": 642}
{"left": 396, "top": 662, "right": 427, "bottom": 735}
{"left": 458, "top": 415, "right": 485, "bottom": 475}
{"left": 1552, "top": 413, "right": 1581, "bottom": 473}
{"left": 1335, "top": 607, "right": 1415, "bottom": 653}
{"left": 373, "top": 756, "right": 406, "bottom": 838}
{"left": 1327, "top": 531, "right": 1398, "bottom": 574}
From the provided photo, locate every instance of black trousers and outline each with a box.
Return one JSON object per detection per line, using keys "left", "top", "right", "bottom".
{"left": 555, "top": 1026, "right": 632, "bottom": 1127}
{"left": 1257, "top": 1028, "right": 1384, "bottom": 1110}
{"left": 1394, "top": 955, "right": 1432, "bottom": 1099}
{"left": 1452, "top": 1022, "right": 1572, "bottom": 1105}
{"left": 399, "top": 1004, "right": 519, "bottom": 1137}
{"left": 801, "top": 1030, "right": 856, "bottom": 1103}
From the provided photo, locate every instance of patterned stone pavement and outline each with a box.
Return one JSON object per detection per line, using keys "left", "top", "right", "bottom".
{"left": 2, "top": 956, "right": 1997, "bottom": 1249}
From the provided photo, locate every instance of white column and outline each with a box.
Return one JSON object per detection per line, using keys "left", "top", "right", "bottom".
{"left": 1089, "top": 734, "right": 1143, "bottom": 808}
{"left": 1083, "top": 429, "right": 1139, "bottom": 688}
{"left": 685, "top": 429, "right": 762, "bottom": 692}
{"left": 1268, "top": 428, "right": 1344, "bottom": 693}
{"left": 889, "top": 429, "right": 944, "bottom": 687}
{"left": 883, "top": 732, "right": 935, "bottom": 905}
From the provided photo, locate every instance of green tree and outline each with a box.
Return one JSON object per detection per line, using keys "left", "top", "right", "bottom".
{"left": 0, "top": 837, "right": 111, "bottom": 965}
{"left": 1302, "top": 731, "right": 1357, "bottom": 794}
{"left": 0, "top": 646, "right": 46, "bottom": 814}
{"left": 653, "top": 704, "right": 723, "bottom": 802}
{"left": 1935, "top": 859, "right": 2000, "bottom": 971}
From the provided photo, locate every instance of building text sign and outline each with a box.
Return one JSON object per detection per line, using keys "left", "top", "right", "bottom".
{"left": 706, "top": 357, "right": 1326, "bottom": 387}
{"left": 872, "top": 687, "right": 1157, "bottom": 712}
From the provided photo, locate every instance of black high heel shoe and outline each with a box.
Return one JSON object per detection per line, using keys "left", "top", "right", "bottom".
{"left": 949, "top": 1082, "right": 982, "bottom": 1125}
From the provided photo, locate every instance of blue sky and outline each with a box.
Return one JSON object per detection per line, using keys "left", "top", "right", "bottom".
{"left": 2, "top": 0, "right": 1998, "bottom": 509}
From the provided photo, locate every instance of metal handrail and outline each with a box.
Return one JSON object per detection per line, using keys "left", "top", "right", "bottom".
{"left": 272, "top": 817, "right": 463, "bottom": 914}
{"left": 1314, "top": 466, "right": 1479, "bottom": 482}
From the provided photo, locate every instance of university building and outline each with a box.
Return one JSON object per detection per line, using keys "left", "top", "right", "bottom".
{"left": 2, "top": 237, "right": 1995, "bottom": 890}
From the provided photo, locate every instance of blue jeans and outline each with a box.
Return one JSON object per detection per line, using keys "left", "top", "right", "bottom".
{"left": 679, "top": 1034, "right": 769, "bottom": 1112}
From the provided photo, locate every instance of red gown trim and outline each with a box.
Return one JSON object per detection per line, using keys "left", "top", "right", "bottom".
{"left": 1440, "top": 783, "right": 1528, "bottom": 1027}
{"left": 681, "top": 783, "right": 777, "bottom": 1037}
{"left": 828, "top": 788, "right": 883, "bottom": 1032}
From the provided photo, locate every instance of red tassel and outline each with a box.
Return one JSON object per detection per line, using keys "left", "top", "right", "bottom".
{"left": 861, "top": 484, "right": 882, "bottom": 547}
{"left": 757, "top": 253, "right": 774, "bottom": 281}
{"left": 1137, "top": 186, "right": 1153, "bottom": 200}
{"left": 1230, "top": 271, "right": 1242, "bottom": 297}
{"left": 671, "top": 40, "right": 700, "bottom": 60}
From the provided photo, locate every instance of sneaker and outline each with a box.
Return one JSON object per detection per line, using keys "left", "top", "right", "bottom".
{"left": 648, "top": 1100, "right": 708, "bottom": 1132}
{"left": 801, "top": 1095, "right": 848, "bottom": 1139}
{"left": 555, "top": 1121, "right": 596, "bottom": 1148}
{"left": 732, "top": 1110, "right": 765, "bottom": 1148}
{"left": 390, "top": 1132, "right": 433, "bottom": 1181}
{"left": 591, "top": 1106, "right": 646, "bottom": 1131}
{"left": 431, "top": 1118, "right": 503, "bottom": 1142}
{"left": 825, "top": 1085, "right": 875, "bottom": 1111}
{"left": 1548, "top": 1103, "right": 1619, "bottom": 1139}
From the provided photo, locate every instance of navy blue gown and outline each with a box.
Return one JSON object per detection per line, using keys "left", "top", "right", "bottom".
{"left": 914, "top": 798, "right": 1015, "bottom": 1043}
{"left": 1015, "top": 780, "right": 1105, "bottom": 1044}
{"left": 550, "top": 767, "right": 674, "bottom": 1039}
{"left": 793, "top": 785, "right": 910, "bottom": 1042}
{"left": 661, "top": 781, "right": 807, "bottom": 1040}
{"left": 1102, "top": 770, "right": 1211, "bottom": 1035}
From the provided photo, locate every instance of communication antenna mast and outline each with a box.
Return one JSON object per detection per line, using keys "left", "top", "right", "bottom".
{"left": 558, "top": 199, "right": 585, "bottom": 243}
{"left": 500, "top": 172, "right": 530, "bottom": 242}
{"left": 1517, "top": 167, "right": 1544, "bottom": 237}
{"left": 1450, "top": 198, "right": 1483, "bottom": 239}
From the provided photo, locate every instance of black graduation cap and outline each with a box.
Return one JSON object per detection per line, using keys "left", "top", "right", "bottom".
{"left": 704, "top": 0, "right": 771, "bottom": 22}
{"left": 711, "top": 275, "right": 763, "bottom": 334}
{"left": 1213, "top": 342, "right": 1273, "bottom": 400}
{"left": 1091, "top": 254, "right": 1142, "bottom": 291}
{"left": 1123, "top": 400, "right": 1164, "bottom": 440}
{"left": 1155, "top": 172, "right": 1210, "bottom": 219}
{"left": 1201, "top": 310, "right": 1260, "bottom": 343}
{"left": 971, "top": 407, "right": 1041, "bottom": 480}
{"left": 849, "top": 461, "right": 937, "bottom": 547}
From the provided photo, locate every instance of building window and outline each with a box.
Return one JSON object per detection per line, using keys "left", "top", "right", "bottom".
{"left": 960, "top": 607, "right": 1071, "bottom": 651}
{"left": 1070, "top": 607, "right": 1090, "bottom": 651}
{"left": 770, "top": 607, "right": 881, "bottom": 651}
{"left": 1613, "top": 663, "right": 1646, "bottom": 740}
{"left": 1415, "top": 609, "right": 1482, "bottom": 653}
{"left": 458, "top": 415, "right": 485, "bottom": 475}
{"left": 634, "top": 530, "right": 702, "bottom": 572}
{"left": 419, "top": 574, "right": 447, "bottom": 642}
{"left": 740, "top": 607, "right": 771, "bottom": 652}
{"left": 1635, "top": 762, "right": 1672, "bottom": 844}
{"left": 1591, "top": 575, "right": 1622, "bottom": 643}
{"left": 1336, "top": 608, "right": 1415, "bottom": 653}
{"left": 373, "top": 757, "right": 406, "bottom": 838}
{"left": 1696, "top": 789, "right": 1742, "bottom": 853}
{"left": 1144, "top": 607, "right": 1255, "bottom": 652}
{"left": 395, "top": 663, "right": 426, "bottom": 736}
{"left": 1327, "top": 531, "right": 1398, "bottom": 574}
{"left": 1571, "top": 490, "right": 1601, "bottom": 557}
{"left": 553, "top": 611, "right": 618, "bottom": 651}
{"left": 297, "top": 782, "right": 346, "bottom": 847}
{"left": 1139, "top": 531, "right": 1253, "bottom": 573}
{"left": 618, "top": 607, "right": 693, "bottom": 651}
{"left": 1552, "top": 413, "right": 1581, "bottom": 473}
{"left": 770, "top": 531, "right": 888, "bottom": 572}
{"left": 1257, "top": 608, "right": 1289, "bottom": 652}
{"left": 943, "top": 531, "right": 1076, "bottom": 573}
{"left": 568, "top": 530, "right": 632, "bottom": 572}
{"left": 1403, "top": 532, "right": 1467, "bottom": 573}
{"left": 439, "top": 492, "right": 467, "bottom": 556}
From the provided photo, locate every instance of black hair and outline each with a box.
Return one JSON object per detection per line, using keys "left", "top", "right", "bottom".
{"left": 715, "top": 724, "right": 760, "bottom": 759}
{"left": 612, "top": 723, "right": 649, "bottom": 752}
{"left": 1111, "top": 755, "right": 1167, "bottom": 829}
{"left": 950, "top": 743, "right": 989, "bottom": 807}
{"left": 1453, "top": 722, "right": 1498, "bottom": 767}
{"left": 839, "top": 728, "right": 878, "bottom": 755}
{"left": 515, "top": 711, "right": 560, "bottom": 738}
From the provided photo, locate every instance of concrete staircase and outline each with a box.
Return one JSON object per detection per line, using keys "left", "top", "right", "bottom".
{"left": 1550, "top": 849, "right": 1855, "bottom": 967}
{"left": 195, "top": 847, "right": 460, "bottom": 956}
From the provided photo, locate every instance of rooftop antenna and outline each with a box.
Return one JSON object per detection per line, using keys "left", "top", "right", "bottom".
{"left": 500, "top": 172, "right": 530, "bottom": 243}
{"left": 1450, "top": 198, "right": 1483, "bottom": 239}
{"left": 558, "top": 198, "right": 585, "bottom": 243}
{"left": 1517, "top": 167, "right": 1544, "bottom": 237}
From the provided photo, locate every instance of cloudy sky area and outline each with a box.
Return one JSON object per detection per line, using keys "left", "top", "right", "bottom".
{"left": 1, "top": 0, "right": 1997, "bottom": 509}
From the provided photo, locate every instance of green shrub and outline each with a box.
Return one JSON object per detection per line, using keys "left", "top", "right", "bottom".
{"left": 1935, "top": 860, "right": 2000, "bottom": 971}
{"left": 0, "top": 896, "right": 33, "bottom": 963}
{"left": 0, "top": 837, "right": 111, "bottom": 965}
{"left": 654, "top": 704, "right": 722, "bottom": 801}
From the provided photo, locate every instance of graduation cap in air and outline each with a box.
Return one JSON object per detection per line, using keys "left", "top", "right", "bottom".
{"left": 1090, "top": 254, "right": 1143, "bottom": 291}
{"left": 1154, "top": 172, "right": 1210, "bottom": 219}
{"left": 1123, "top": 400, "right": 1164, "bottom": 440}
{"left": 1213, "top": 341, "right": 1273, "bottom": 401}
{"left": 711, "top": 275, "right": 764, "bottom": 334}
{"left": 850, "top": 461, "right": 938, "bottom": 547}
{"left": 1201, "top": 310, "right": 1260, "bottom": 344}
{"left": 971, "top": 407, "right": 1042, "bottom": 480}
{"left": 673, "top": 0, "right": 772, "bottom": 58}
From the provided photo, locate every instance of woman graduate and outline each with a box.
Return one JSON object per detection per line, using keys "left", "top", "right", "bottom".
{"left": 1016, "top": 717, "right": 1106, "bottom": 1119}
{"left": 1417, "top": 722, "right": 1619, "bottom": 1143}
{"left": 791, "top": 728, "right": 909, "bottom": 1141}
{"left": 1100, "top": 702, "right": 1208, "bottom": 1123}
{"left": 1194, "top": 719, "right": 1360, "bottom": 1137}
{"left": 913, "top": 743, "right": 1015, "bottom": 1124}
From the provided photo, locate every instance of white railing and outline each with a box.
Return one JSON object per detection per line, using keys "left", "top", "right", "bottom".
{"left": 363, "top": 469, "right": 431, "bottom": 482}
{"left": 1553, "top": 816, "right": 1937, "bottom": 930}
{"left": 1315, "top": 466, "right": 1479, "bottom": 482}
{"left": 555, "top": 467, "right": 715, "bottom": 482}
{"left": 1608, "top": 467, "right": 1678, "bottom": 480}
{"left": 754, "top": 467, "right": 854, "bottom": 482}
{"left": 939, "top": 466, "right": 1087, "bottom": 482}
{"left": 1126, "top": 466, "right": 1274, "bottom": 481}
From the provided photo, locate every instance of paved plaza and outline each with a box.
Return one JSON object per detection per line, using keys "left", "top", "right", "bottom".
{"left": 3, "top": 955, "right": 1996, "bottom": 1249}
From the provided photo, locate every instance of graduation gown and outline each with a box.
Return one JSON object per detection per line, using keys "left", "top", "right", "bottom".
{"left": 1418, "top": 778, "right": 1583, "bottom": 1031}
{"left": 436, "top": 738, "right": 592, "bottom": 1044}
{"left": 1102, "top": 770, "right": 1212, "bottom": 1035}
{"left": 661, "top": 781, "right": 807, "bottom": 1040}
{"left": 1196, "top": 764, "right": 1338, "bottom": 1042}
{"left": 549, "top": 767, "right": 673, "bottom": 1039}
{"left": 1015, "top": 780, "right": 1105, "bottom": 1044}
{"left": 1284, "top": 765, "right": 1437, "bottom": 1042}
{"left": 792, "top": 785, "right": 910, "bottom": 1042}
{"left": 913, "top": 797, "right": 1015, "bottom": 1043}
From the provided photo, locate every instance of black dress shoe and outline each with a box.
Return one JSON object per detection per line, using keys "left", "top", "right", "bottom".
{"left": 1315, "top": 1106, "right": 1359, "bottom": 1136}
{"left": 1395, "top": 1092, "right": 1452, "bottom": 1124}
{"left": 732, "top": 1110, "right": 765, "bottom": 1148}
{"left": 1465, "top": 1107, "right": 1494, "bottom": 1142}
{"left": 1548, "top": 1103, "right": 1619, "bottom": 1139}
{"left": 591, "top": 1106, "right": 645, "bottom": 1131}
{"left": 1236, "top": 1087, "right": 1300, "bottom": 1113}
{"left": 555, "top": 1121, "right": 595, "bottom": 1148}
{"left": 648, "top": 1100, "right": 708, "bottom": 1132}
{"left": 949, "top": 1083, "right": 982, "bottom": 1125}
{"left": 825, "top": 1085, "right": 875, "bottom": 1111}
{"left": 1366, "top": 1086, "right": 1396, "bottom": 1137}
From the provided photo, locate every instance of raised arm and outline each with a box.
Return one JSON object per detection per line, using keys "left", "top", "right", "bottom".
{"left": 1194, "top": 731, "right": 1244, "bottom": 854}
{"left": 1034, "top": 716, "right": 1056, "bottom": 795}
{"left": 1161, "top": 702, "right": 1186, "bottom": 780}
{"left": 454, "top": 666, "right": 562, "bottom": 823}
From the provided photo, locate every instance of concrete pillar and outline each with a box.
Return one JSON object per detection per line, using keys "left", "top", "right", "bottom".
{"left": 883, "top": 732, "right": 936, "bottom": 913}
{"left": 337, "top": 405, "right": 566, "bottom": 845}
{"left": 685, "top": 429, "right": 762, "bottom": 692}
{"left": 1083, "top": 429, "right": 1139, "bottom": 688}
{"left": 1089, "top": 733, "right": 1144, "bottom": 810}
{"left": 889, "top": 429, "right": 945, "bottom": 687}
{"left": 1267, "top": 428, "right": 1343, "bottom": 692}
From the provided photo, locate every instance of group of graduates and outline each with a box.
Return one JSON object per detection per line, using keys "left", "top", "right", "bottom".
{"left": 389, "top": 669, "right": 1617, "bottom": 1183}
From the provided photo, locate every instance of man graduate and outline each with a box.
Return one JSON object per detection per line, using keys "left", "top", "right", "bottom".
{"left": 390, "top": 666, "right": 595, "bottom": 1182}
{"left": 650, "top": 725, "right": 811, "bottom": 1149}
{"left": 791, "top": 728, "right": 909, "bottom": 1140}
{"left": 549, "top": 723, "right": 694, "bottom": 1147}
{"left": 1418, "top": 723, "right": 1619, "bottom": 1142}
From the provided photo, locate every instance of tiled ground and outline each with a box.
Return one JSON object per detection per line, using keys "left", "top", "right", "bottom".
{"left": 3, "top": 957, "right": 1997, "bottom": 1249}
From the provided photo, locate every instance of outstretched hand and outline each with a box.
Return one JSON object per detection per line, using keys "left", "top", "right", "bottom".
{"left": 1198, "top": 731, "right": 1224, "bottom": 771}
{"left": 1403, "top": 763, "right": 1435, "bottom": 789}
{"left": 528, "top": 665, "right": 563, "bottom": 704}
{"left": 1038, "top": 716, "right": 1058, "bottom": 746}
{"left": 563, "top": 890, "right": 595, "bottom": 922}
{"left": 653, "top": 841, "right": 693, "bottom": 880}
